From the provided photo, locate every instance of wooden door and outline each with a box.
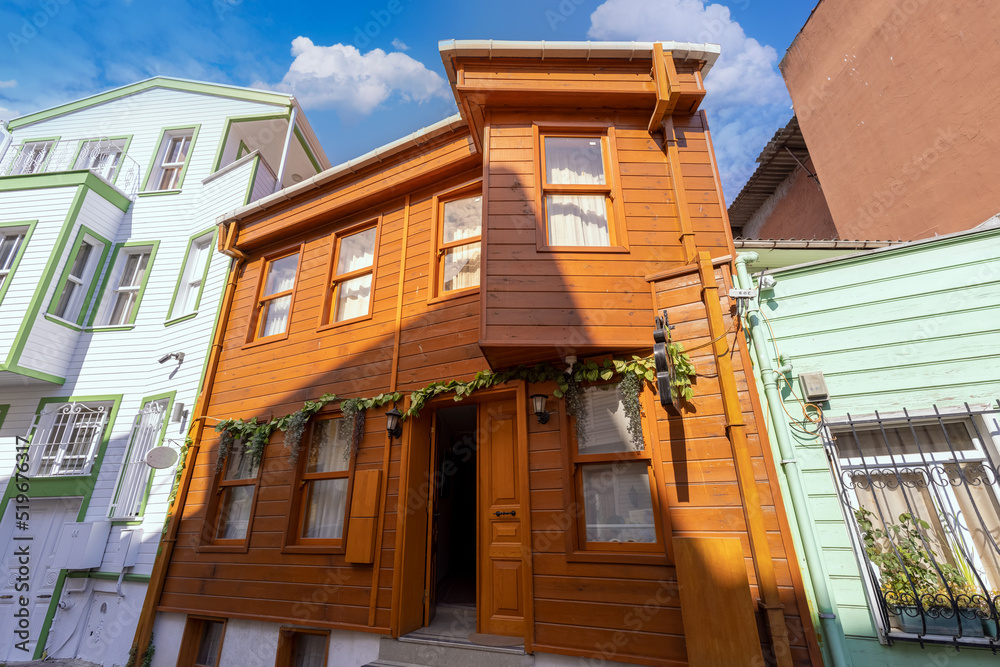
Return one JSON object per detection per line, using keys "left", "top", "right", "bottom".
{"left": 423, "top": 414, "right": 440, "bottom": 625}
{"left": 478, "top": 398, "right": 529, "bottom": 637}
{"left": 395, "top": 411, "right": 433, "bottom": 636}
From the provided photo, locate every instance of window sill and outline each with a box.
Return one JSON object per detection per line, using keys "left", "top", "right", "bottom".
{"left": 281, "top": 543, "right": 346, "bottom": 556}
{"left": 137, "top": 189, "right": 182, "bottom": 197}
{"left": 242, "top": 331, "right": 290, "bottom": 350}
{"left": 428, "top": 286, "right": 479, "bottom": 305}
{"left": 536, "top": 245, "right": 630, "bottom": 254}
{"left": 88, "top": 324, "right": 136, "bottom": 332}
{"left": 565, "top": 549, "right": 670, "bottom": 566}
{"left": 164, "top": 312, "right": 198, "bottom": 327}
{"left": 317, "top": 312, "right": 373, "bottom": 332}
{"left": 44, "top": 313, "right": 83, "bottom": 331}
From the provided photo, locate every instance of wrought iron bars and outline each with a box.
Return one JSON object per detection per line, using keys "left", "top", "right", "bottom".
{"left": 827, "top": 402, "right": 1000, "bottom": 646}
{"left": 0, "top": 136, "right": 141, "bottom": 199}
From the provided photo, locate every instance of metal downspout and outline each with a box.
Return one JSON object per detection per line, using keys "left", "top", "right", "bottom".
{"left": 273, "top": 105, "right": 297, "bottom": 193}
{"left": 735, "top": 252, "right": 854, "bottom": 667}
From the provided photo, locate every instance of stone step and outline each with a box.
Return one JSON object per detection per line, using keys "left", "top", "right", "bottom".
{"left": 374, "top": 635, "right": 534, "bottom": 667}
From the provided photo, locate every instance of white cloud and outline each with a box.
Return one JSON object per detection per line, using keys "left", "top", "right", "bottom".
{"left": 589, "top": 0, "right": 792, "bottom": 202}
{"left": 391, "top": 38, "right": 409, "bottom": 51}
{"left": 0, "top": 80, "right": 16, "bottom": 89}
{"left": 0, "top": 106, "right": 18, "bottom": 123}
{"left": 262, "top": 37, "right": 448, "bottom": 118}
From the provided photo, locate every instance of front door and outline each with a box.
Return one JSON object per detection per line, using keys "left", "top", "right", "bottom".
{"left": 0, "top": 497, "right": 81, "bottom": 659}
{"left": 478, "top": 398, "right": 528, "bottom": 637}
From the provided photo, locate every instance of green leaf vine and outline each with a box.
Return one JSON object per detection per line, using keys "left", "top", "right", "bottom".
{"left": 210, "top": 349, "right": 696, "bottom": 469}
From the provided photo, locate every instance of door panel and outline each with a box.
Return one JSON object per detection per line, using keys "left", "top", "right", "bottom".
{"left": 395, "top": 412, "right": 433, "bottom": 636}
{"left": 478, "top": 398, "right": 529, "bottom": 637}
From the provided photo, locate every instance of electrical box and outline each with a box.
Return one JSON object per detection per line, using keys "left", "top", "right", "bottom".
{"left": 52, "top": 521, "right": 111, "bottom": 570}
{"left": 109, "top": 528, "right": 143, "bottom": 571}
{"left": 799, "top": 371, "right": 830, "bottom": 402}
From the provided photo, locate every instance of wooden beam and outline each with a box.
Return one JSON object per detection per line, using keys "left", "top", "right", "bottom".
{"left": 696, "top": 251, "right": 792, "bottom": 667}
{"left": 648, "top": 44, "right": 681, "bottom": 132}
{"left": 661, "top": 117, "right": 698, "bottom": 264}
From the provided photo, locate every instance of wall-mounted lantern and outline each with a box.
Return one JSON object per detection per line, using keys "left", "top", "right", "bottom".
{"left": 385, "top": 405, "right": 403, "bottom": 439}
{"left": 530, "top": 394, "right": 550, "bottom": 424}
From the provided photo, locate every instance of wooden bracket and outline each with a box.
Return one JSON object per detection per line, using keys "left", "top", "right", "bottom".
{"left": 648, "top": 44, "right": 681, "bottom": 133}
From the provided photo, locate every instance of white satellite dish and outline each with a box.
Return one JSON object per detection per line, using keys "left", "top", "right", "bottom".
{"left": 144, "top": 446, "right": 178, "bottom": 469}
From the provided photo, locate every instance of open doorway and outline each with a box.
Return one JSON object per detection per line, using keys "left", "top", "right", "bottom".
{"left": 430, "top": 404, "right": 477, "bottom": 616}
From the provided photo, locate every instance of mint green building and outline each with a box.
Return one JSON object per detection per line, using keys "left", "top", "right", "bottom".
{"left": 733, "top": 222, "right": 1000, "bottom": 665}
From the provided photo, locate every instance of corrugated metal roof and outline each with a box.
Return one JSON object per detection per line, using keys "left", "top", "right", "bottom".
{"left": 727, "top": 116, "right": 809, "bottom": 227}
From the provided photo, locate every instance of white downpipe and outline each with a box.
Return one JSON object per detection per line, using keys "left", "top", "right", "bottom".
{"left": 273, "top": 106, "right": 297, "bottom": 193}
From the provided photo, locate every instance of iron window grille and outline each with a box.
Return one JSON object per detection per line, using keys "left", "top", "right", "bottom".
{"left": 827, "top": 402, "right": 1000, "bottom": 647}
{"left": 108, "top": 399, "right": 170, "bottom": 519}
{"left": 26, "top": 402, "right": 111, "bottom": 477}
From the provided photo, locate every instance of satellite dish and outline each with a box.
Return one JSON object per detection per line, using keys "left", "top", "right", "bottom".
{"left": 145, "top": 446, "right": 178, "bottom": 469}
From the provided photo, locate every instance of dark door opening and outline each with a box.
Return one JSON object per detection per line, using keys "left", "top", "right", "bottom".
{"left": 431, "top": 404, "right": 477, "bottom": 611}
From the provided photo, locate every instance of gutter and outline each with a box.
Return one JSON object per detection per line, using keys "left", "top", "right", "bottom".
{"left": 734, "top": 252, "right": 854, "bottom": 667}
{"left": 215, "top": 113, "right": 467, "bottom": 226}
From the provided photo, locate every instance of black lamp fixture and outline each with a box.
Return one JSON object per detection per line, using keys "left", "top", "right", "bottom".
{"left": 385, "top": 405, "right": 403, "bottom": 439}
{"left": 530, "top": 394, "right": 550, "bottom": 424}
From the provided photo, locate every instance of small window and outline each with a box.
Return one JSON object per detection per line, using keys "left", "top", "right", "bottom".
{"left": 327, "top": 225, "right": 377, "bottom": 324}
{"left": 27, "top": 400, "right": 113, "bottom": 477}
{"left": 11, "top": 141, "right": 55, "bottom": 175}
{"left": 435, "top": 192, "right": 482, "bottom": 295}
{"left": 214, "top": 443, "right": 260, "bottom": 541}
{"left": 169, "top": 231, "right": 214, "bottom": 320}
{"left": 93, "top": 246, "right": 154, "bottom": 326}
{"left": 50, "top": 231, "right": 107, "bottom": 324}
{"left": 570, "top": 385, "right": 662, "bottom": 552}
{"left": 108, "top": 397, "right": 170, "bottom": 519}
{"left": 178, "top": 617, "right": 226, "bottom": 667}
{"left": 145, "top": 128, "right": 196, "bottom": 192}
{"left": 537, "top": 131, "right": 623, "bottom": 249}
{"left": 297, "top": 419, "right": 352, "bottom": 542}
{"left": 0, "top": 227, "right": 28, "bottom": 288}
{"left": 251, "top": 251, "right": 300, "bottom": 340}
{"left": 74, "top": 138, "right": 127, "bottom": 181}
{"left": 277, "top": 629, "right": 329, "bottom": 667}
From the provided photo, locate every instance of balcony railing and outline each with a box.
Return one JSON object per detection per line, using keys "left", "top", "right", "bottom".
{"left": 1, "top": 137, "right": 141, "bottom": 200}
{"left": 828, "top": 402, "right": 1000, "bottom": 647}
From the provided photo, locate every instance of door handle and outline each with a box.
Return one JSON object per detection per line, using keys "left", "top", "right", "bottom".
{"left": 494, "top": 510, "right": 516, "bottom": 517}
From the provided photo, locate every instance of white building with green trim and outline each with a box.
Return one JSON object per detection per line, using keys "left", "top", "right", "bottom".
{"left": 0, "top": 77, "right": 328, "bottom": 662}
{"left": 733, "top": 222, "right": 1000, "bottom": 666}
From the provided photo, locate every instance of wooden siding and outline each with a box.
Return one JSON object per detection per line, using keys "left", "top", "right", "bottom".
{"left": 749, "top": 227, "right": 1000, "bottom": 664}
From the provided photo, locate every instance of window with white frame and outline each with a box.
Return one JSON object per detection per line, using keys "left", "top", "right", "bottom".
{"left": 0, "top": 228, "right": 27, "bottom": 288}
{"left": 108, "top": 398, "right": 170, "bottom": 519}
{"left": 169, "top": 232, "right": 214, "bottom": 320}
{"left": 27, "top": 401, "right": 113, "bottom": 477}
{"left": 147, "top": 130, "right": 194, "bottom": 191}
{"left": 50, "top": 234, "right": 105, "bottom": 323}
{"left": 94, "top": 247, "right": 153, "bottom": 326}
{"left": 74, "top": 138, "right": 127, "bottom": 181}
{"left": 830, "top": 405, "right": 1000, "bottom": 642}
{"left": 11, "top": 141, "right": 55, "bottom": 175}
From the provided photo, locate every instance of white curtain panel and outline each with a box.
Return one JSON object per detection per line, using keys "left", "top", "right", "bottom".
{"left": 546, "top": 194, "right": 610, "bottom": 246}
{"left": 337, "top": 228, "right": 376, "bottom": 274}
{"left": 442, "top": 242, "right": 481, "bottom": 291}
{"left": 260, "top": 253, "right": 298, "bottom": 335}
{"left": 335, "top": 274, "right": 372, "bottom": 321}
{"left": 544, "top": 137, "right": 606, "bottom": 185}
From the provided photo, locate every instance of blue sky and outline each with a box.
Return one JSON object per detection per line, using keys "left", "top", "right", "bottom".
{"left": 0, "top": 0, "right": 815, "bottom": 202}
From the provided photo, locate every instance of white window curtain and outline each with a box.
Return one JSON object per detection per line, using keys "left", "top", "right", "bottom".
{"left": 302, "top": 421, "right": 350, "bottom": 539}
{"left": 581, "top": 462, "right": 656, "bottom": 543}
{"left": 260, "top": 254, "right": 298, "bottom": 337}
{"left": 546, "top": 194, "right": 610, "bottom": 246}
{"left": 441, "top": 195, "right": 482, "bottom": 291}
{"left": 442, "top": 242, "right": 481, "bottom": 292}
{"left": 577, "top": 385, "right": 634, "bottom": 455}
{"left": 293, "top": 633, "right": 328, "bottom": 667}
{"left": 334, "top": 228, "right": 376, "bottom": 321}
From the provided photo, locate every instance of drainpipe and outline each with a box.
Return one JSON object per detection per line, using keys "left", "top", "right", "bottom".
{"left": 273, "top": 105, "right": 297, "bottom": 193}
{"left": 735, "top": 252, "right": 853, "bottom": 667}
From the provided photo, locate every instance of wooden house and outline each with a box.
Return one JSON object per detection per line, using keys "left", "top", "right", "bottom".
{"left": 138, "top": 41, "right": 822, "bottom": 667}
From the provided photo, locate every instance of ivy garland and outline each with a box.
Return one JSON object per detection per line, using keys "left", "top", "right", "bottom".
{"left": 211, "top": 347, "right": 695, "bottom": 470}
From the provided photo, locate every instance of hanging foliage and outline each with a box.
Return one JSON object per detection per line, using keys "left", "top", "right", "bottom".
{"left": 209, "top": 350, "right": 696, "bottom": 468}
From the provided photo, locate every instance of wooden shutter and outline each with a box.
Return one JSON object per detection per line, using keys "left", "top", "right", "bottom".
{"left": 344, "top": 469, "right": 381, "bottom": 563}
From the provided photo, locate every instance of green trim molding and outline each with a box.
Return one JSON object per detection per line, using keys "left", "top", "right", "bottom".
{"left": 65, "top": 570, "right": 152, "bottom": 583}
{"left": 140, "top": 124, "right": 201, "bottom": 193}
{"left": 211, "top": 111, "right": 289, "bottom": 172}
{"left": 70, "top": 135, "right": 135, "bottom": 186}
{"left": 43, "top": 314, "right": 83, "bottom": 332}
{"left": 110, "top": 390, "right": 176, "bottom": 521}
{"left": 165, "top": 226, "right": 218, "bottom": 323}
{"left": 294, "top": 125, "right": 322, "bottom": 174}
{"left": 0, "top": 170, "right": 131, "bottom": 212}
{"left": 243, "top": 154, "right": 262, "bottom": 207}
{"left": 86, "top": 240, "right": 160, "bottom": 328}
{"left": 46, "top": 224, "right": 113, "bottom": 326}
{"left": 237, "top": 140, "right": 251, "bottom": 160}
{"left": 0, "top": 219, "right": 37, "bottom": 306}
{"left": 0, "top": 403, "right": 9, "bottom": 428}
{"left": 8, "top": 77, "right": 292, "bottom": 131}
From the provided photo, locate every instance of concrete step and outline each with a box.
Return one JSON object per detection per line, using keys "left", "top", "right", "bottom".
{"left": 373, "top": 635, "right": 534, "bottom": 667}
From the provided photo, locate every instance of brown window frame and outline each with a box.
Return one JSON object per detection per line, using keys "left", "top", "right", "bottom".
{"left": 532, "top": 122, "right": 628, "bottom": 254}
{"left": 199, "top": 437, "right": 263, "bottom": 553}
{"left": 428, "top": 179, "right": 483, "bottom": 302}
{"left": 560, "top": 383, "right": 668, "bottom": 564}
{"left": 176, "top": 616, "right": 227, "bottom": 667}
{"left": 275, "top": 627, "right": 330, "bottom": 667}
{"left": 245, "top": 244, "right": 303, "bottom": 346}
{"left": 320, "top": 218, "right": 380, "bottom": 329}
{"left": 282, "top": 414, "right": 358, "bottom": 554}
